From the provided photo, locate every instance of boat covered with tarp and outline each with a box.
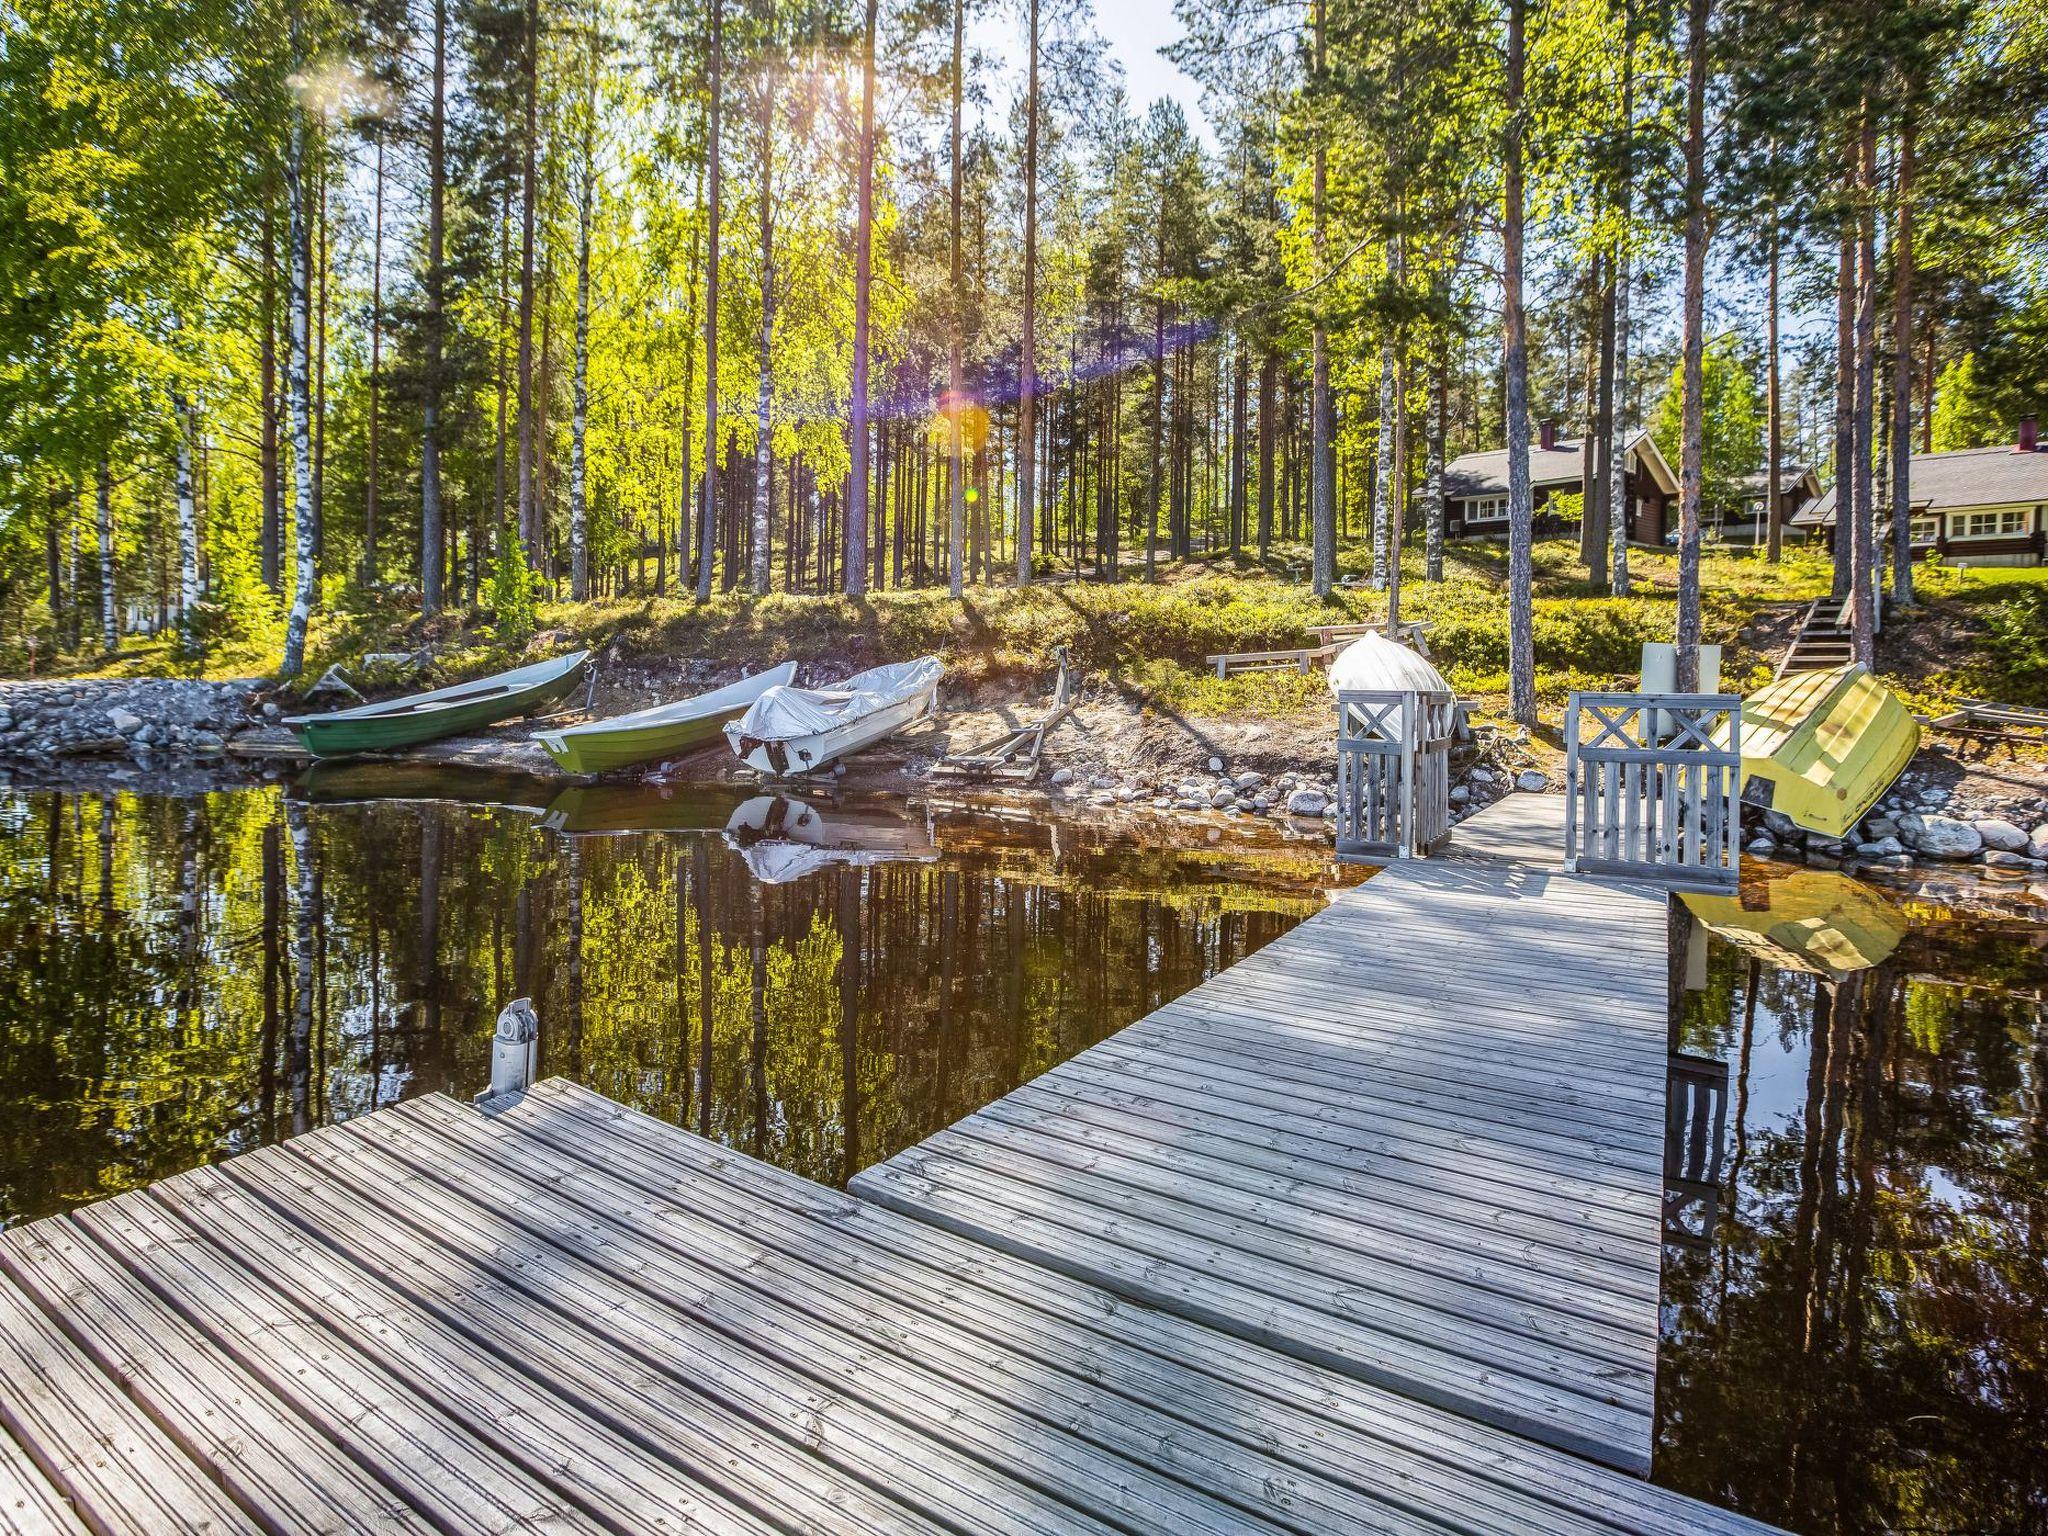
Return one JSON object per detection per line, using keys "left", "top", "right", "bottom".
{"left": 537, "top": 662, "right": 797, "bottom": 775}
{"left": 284, "top": 651, "right": 589, "bottom": 758}
{"left": 1326, "top": 632, "right": 1453, "bottom": 696}
{"left": 725, "top": 656, "right": 944, "bottom": 776}
{"left": 723, "top": 795, "right": 937, "bottom": 883}
{"left": 1725, "top": 663, "right": 1918, "bottom": 838}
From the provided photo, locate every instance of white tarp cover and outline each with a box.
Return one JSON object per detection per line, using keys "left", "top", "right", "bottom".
{"left": 731, "top": 656, "right": 944, "bottom": 743}
{"left": 1327, "top": 632, "right": 1452, "bottom": 696}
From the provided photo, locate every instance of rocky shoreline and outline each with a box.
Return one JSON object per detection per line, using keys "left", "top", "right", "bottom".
{"left": 1745, "top": 764, "right": 2048, "bottom": 880}
{"left": 5, "top": 674, "right": 2047, "bottom": 894}
{"left": 0, "top": 678, "right": 271, "bottom": 760}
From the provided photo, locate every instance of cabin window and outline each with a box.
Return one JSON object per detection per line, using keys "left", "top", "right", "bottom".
{"left": 1956, "top": 508, "right": 2028, "bottom": 540}
{"left": 1464, "top": 495, "right": 1507, "bottom": 523}
{"left": 1909, "top": 515, "right": 1939, "bottom": 544}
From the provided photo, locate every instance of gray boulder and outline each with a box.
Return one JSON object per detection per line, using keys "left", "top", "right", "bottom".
{"left": 1905, "top": 814, "right": 1983, "bottom": 860}
{"left": 1745, "top": 836, "right": 1777, "bottom": 856}
{"left": 1976, "top": 819, "right": 2030, "bottom": 853}
{"left": 1855, "top": 835, "right": 1905, "bottom": 858}
{"left": 107, "top": 707, "right": 143, "bottom": 734}
{"left": 1286, "top": 788, "right": 1329, "bottom": 817}
{"left": 1514, "top": 769, "right": 1548, "bottom": 793}
{"left": 2030, "top": 824, "right": 2048, "bottom": 860}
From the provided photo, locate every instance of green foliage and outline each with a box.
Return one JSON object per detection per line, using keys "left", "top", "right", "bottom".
{"left": 487, "top": 525, "right": 539, "bottom": 643}
{"left": 1982, "top": 586, "right": 2048, "bottom": 701}
{"left": 1648, "top": 336, "right": 1764, "bottom": 519}
{"left": 1928, "top": 354, "right": 2009, "bottom": 452}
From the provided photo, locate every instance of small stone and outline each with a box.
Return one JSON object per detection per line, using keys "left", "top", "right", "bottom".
{"left": 1975, "top": 819, "right": 2029, "bottom": 853}
{"left": 1233, "top": 771, "right": 1265, "bottom": 792}
{"left": 107, "top": 707, "right": 143, "bottom": 734}
{"left": 1470, "top": 766, "right": 1495, "bottom": 784}
{"left": 1048, "top": 767, "right": 1074, "bottom": 787}
{"left": 1211, "top": 789, "right": 1236, "bottom": 809}
{"left": 1761, "top": 809, "right": 1802, "bottom": 839}
{"left": 1808, "top": 837, "right": 1847, "bottom": 858}
{"left": 1175, "top": 797, "right": 1206, "bottom": 812}
{"left": 1745, "top": 836, "right": 1777, "bottom": 856}
{"left": 1450, "top": 785, "right": 1471, "bottom": 806}
{"left": 261, "top": 702, "right": 281, "bottom": 721}
{"left": 1863, "top": 815, "right": 1898, "bottom": 839}
{"left": 1206, "top": 755, "right": 1224, "bottom": 774}
{"left": 1514, "top": 770, "right": 1548, "bottom": 793}
{"left": 2030, "top": 824, "right": 2048, "bottom": 860}
{"left": 1286, "top": 788, "right": 1329, "bottom": 817}
{"left": 1252, "top": 792, "right": 1275, "bottom": 810}
{"left": 1855, "top": 836, "right": 1905, "bottom": 857}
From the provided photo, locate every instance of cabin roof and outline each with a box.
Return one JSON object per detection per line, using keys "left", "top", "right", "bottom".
{"left": 1736, "top": 464, "right": 1820, "bottom": 500}
{"left": 1443, "top": 428, "right": 1677, "bottom": 501}
{"left": 1796, "top": 445, "right": 2048, "bottom": 526}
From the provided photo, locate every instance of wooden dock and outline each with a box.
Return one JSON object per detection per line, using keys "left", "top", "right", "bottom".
{"left": 854, "top": 793, "right": 1674, "bottom": 1475}
{"left": 0, "top": 794, "right": 1784, "bottom": 1535}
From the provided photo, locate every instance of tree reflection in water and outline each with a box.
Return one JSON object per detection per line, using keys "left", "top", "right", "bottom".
{"left": 1663, "top": 919, "right": 2048, "bottom": 1534}
{"left": 0, "top": 778, "right": 1335, "bottom": 1224}
{"left": 7, "top": 775, "right": 2044, "bottom": 1530}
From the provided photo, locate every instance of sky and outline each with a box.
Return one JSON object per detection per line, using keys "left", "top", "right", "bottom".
{"left": 969, "top": 0, "right": 1218, "bottom": 149}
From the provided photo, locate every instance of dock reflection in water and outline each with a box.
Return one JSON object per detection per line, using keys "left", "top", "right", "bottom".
{"left": 1663, "top": 860, "right": 2048, "bottom": 1534}
{"left": 0, "top": 770, "right": 1346, "bottom": 1227}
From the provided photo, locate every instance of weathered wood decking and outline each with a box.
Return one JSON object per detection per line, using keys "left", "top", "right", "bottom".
{"left": 0, "top": 793, "right": 1783, "bottom": 1536}
{"left": 854, "top": 792, "right": 1675, "bottom": 1475}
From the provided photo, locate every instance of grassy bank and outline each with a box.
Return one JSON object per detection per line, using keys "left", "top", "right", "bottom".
{"left": 25, "top": 540, "right": 2048, "bottom": 728}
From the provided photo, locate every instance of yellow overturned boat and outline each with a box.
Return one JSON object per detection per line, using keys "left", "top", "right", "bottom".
{"left": 1729, "top": 663, "right": 1918, "bottom": 838}
{"left": 1682, "top": 866, "right": 1908, "bottom": 977}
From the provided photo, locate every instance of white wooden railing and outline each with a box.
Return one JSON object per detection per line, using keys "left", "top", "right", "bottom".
{"left": 1564, "top": 691, "right": 1741, "bottom": 889}
{"left": 1334, "top": 689, "right": 1456, "bottom": 862}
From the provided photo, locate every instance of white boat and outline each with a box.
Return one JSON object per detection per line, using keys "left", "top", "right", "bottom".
{"left": 724, "top": 656, "right": 944, "bottom": 777}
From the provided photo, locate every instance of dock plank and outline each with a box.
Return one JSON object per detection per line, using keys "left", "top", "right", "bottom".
{"left": 853, "top": 793, "right": 1674, "bottom": 1476}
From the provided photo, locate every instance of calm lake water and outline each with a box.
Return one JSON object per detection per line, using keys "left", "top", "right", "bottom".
{"left": 0, "top": 771, "right": 2042, "bottom": 1533}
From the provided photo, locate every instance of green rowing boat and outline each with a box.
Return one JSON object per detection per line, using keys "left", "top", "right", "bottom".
{"left": 284, "top": 650, "right": 589, "bottom": 758}
{"left": 536, "top": 662, "right": 797, "bottom": 775}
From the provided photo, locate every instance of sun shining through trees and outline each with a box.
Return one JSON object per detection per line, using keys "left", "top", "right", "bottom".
{"left": 0, "top": 0, "right": 2043, "bottom": 681}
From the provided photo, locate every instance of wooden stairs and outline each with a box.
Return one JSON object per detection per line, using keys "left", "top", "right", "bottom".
{"left": 1776, "top": 596, "right": 1857, "bottom": 678}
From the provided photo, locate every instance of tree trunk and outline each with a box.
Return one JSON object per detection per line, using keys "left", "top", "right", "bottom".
{"left": 750, "top": 64, "right": 776, "bottom": 596}
{"left": 1585, "top": 259, "right": 1614, "bottom": 586}
{"left": 569, "top": 96, "right": 595, "bottom": 601}
{"left": 1849, "top": 112, "right": 1877, "bottom": 665}
{"left": 420, "top": 0, "right": 447, "bottom": 613}
{"left": 1673, "top": 0, "right": 1710, "bottom": 692}
{"left": 1890, "top": 109, "right": 1916, "bottom": 605}
{"left": 260, "top": 199, "right": 280, "bottom": 593}
{"left": 1308, "top": 0, "right": 1335, "bottom": 596}
{"left": 1765, "top": 181, "right": 1783, "bottom": 562}
{"left": 1388, "top": 345, "right": 1408, "bottom": 630}
{"left": 1147, "top": 278, "right": 1164, "bottom": 581}
{"left": 1016, "top": 0, "right": 1039, "bottom": 585}
{"left": 515, "top": 0, "right": 541, "bottom": 566}
{"left": 845, "top": 0, "right": 878, "bottom": 595}
{"left": 174, "top": 392, "right": 199, "bottom": 628}
{"left": 1832, "top": 146, "right": 1856, "bottom": 600}
{"left": 365, "top": 127, "right": 384, "bottom": 586}
{"left": 1257, "top": 351, "right": 1275, "bottom": 562}
{"left": 946, "top": 0, "right": 965, "bottom": 597}
{"left": 1608, "top": 0, "right": 1634, "bottom": 598}
{"left": 281, "top": 113, "right": 318, "bottom": 680}
{"left": 1425, "top": 358, "right": 1445, "bottom": 582}
{"left": 96, "top": 457, "right": 116, "bottom": 652}
{"left": 698, "top": 0, "right": 723, "bottom": 602}
{"left": 1372, "top": 337, "right": 1394, "bottom": 587}
{"left": 1504, "top": 0, "right": 1536, "bottom": 727}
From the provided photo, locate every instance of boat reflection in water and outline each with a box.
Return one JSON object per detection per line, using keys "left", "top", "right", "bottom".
{"left": 723, "top": 795, "right": 937, "bottom": 884}
{"left": 1680, "top": 862, "right": 1908, "bottom": 978}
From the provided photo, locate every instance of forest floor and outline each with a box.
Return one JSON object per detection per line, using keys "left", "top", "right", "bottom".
{"left": 21, "top": 537, "right": 2048, "bottom": 809}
